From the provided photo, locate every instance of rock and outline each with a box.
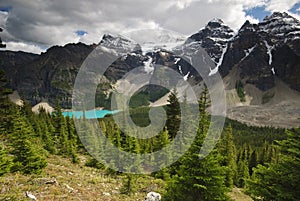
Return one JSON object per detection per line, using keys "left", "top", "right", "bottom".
{"left": 65, "top": 184, "right": 75, "bottom": 192}
{"left": 103, "top": 192, "right": 111, "bottom": 196}
{"left": 32, "top": 102, "right": 54, "bottom": 114}
{"left": 25, "top": 191, "right": 37, "bottom": 201}
{"left": 45, "top": 178, "right": 58, "bottom": 185}
{"left": 144, "top": 192, "right": 161, "bottom": 201}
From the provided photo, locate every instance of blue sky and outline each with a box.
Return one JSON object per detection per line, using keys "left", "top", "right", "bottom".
{"left": 0, "top": 6, "right": 12, "bottom": 13}
{"left": 245, "top": 6, "right": 272, "bottom": 22}
{"left": 75, "top": 30, "right": 88, "bottom": 37}
{"left": 289, "top": 2, "right": 300, "bottom": 14}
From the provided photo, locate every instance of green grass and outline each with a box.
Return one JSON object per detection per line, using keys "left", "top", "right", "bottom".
{"left": 0, "top": 155, "right": 166, "bottom": 200}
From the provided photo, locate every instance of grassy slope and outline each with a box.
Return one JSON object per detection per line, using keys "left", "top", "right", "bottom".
{"left": 228, "top": 187, "right": 253, "bottom": 201}
{"left": 0, "top": 155, "right": 165, "bottom": 201}
{"left": 0, "top": 154, "right": 254, "bottom": 201}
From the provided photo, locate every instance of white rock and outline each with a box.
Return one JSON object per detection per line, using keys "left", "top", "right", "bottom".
{"left": 144, "top": 192, "right": 161, "bottom": 201}
{"left": 25, "top": 191, "right": 37, "bottom": 201}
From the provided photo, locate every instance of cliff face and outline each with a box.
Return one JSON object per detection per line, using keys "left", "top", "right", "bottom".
{"left": 0, "top": 43, "right": 95, "bottom": 107}
{"left": 185, "top": 12, "right": 300, "bottom": 92}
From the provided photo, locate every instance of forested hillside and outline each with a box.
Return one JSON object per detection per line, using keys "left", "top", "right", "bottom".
{"left": 1, "top": 69, "right": 298, "bottom": 200}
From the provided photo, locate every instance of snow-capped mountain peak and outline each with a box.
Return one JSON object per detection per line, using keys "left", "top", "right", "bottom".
{"left": 259, "top": 12, "right": 300, "bottom": 41}
{"left": 206, "top": 18, "right": 225, "bottom": 28}
{"left": 99, "top": 34, "right": 141, "bottom": 54}
{"left": 123, "top": 28, "right": 186, "bottom": 53}
{"left": 263, "top": 12, "right": 292, "bottom": 21}
{"left": 182, "top": 18, "right": 234, "bottom": 65}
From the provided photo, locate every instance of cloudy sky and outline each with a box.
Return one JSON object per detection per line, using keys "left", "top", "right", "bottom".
{"left": 0, "top": 0, "right": 299, "bottom": 54}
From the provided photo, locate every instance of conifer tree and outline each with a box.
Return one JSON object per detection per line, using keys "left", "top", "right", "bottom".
{"left": 120, "top": 174, "right": 138, "bottom": 195}
{"left": 166, "top": 88, "right": 181, "bottom": 139}
{"left": 236, "top": 159, "right": 249, "bottom": 188}
{"left": 9, "top": 110, "right": 47, "bottom": 174}
{"left": 0, "top": 70, "right": 13, "bottom": 134}
{"left": 66, "top": 116, "right": 79, "bottom": 163}
{"left": 154, "top": 129, "right": 171, "bottom": 180}
{"left": 219, "top": 125, "right": 237, "bottom": 188}
{"left": 248, "top": 150, "right": 258, "bottom": 175}
{"left": 0, "top": 144, "right": 12, "bottom": 176}
{"left": 164, "top": 88, "right": 229, "bottom": 201}
{"left": 247, "top": 128, "right": 300, "bottom": 201}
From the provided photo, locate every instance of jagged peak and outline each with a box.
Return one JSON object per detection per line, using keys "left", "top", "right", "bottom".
{"left": 45, "top": 42, "right": 90, "bottom": 54}
{"left": 206, "top": 18, "right": 226, "bottom": 29}
{"left": 239, "top": 20, "right": 257, "bottom": 33}
{"left": 99, "top": 33, "right": 141, "bottom": 53}
{"left": 241, "top": 20, "right": 252, "bottom": 28}
{"left": 263, "top": 12, "right": 290, "bottom": 21}
{"left": 100, "top": 33, "right": 136, "bottom": 45}
{"left": 261, "top": 11, "right": 300, "bottom": 26}
{"left": 208, "top": 18, "right": 224, "bottom": 24}
{"left": 258, "top": 11, "right": 300, "bottom": 41}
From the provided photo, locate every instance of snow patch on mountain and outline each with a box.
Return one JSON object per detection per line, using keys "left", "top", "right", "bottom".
{"left": 209, "top": 43, "right": 228, "bottom": 76}
{"left": 174, "top": 58, "right": 181, "bottom": 64}
{"left": 271, "top": 68, "right": 275, "bottom": 75}
{"left": 259, "top": 12, "right": 300, "bottom": 41}
{"left": 244, "top": 46, "right": 256, "bottom": 58}
{"left": 241, "top": 45, "right": 256, "bottom": 62}
{"left": 98, "top": 46, "right": 118, "bottom": 56}
{"left": 264, "top": 41, "right": 274, "bottom": 65}
{"left": 183, "top": 72, "right": 190, "bottom": 81}
{"left": 178, "top": 65, "right": 183, "bottom": 74}
{"left": 123, "top": 29, "right": 186, "bottom": 53}
{"left": 99, "top": 34, "right": 141, "bottom": 54}
{"left": 143, "top": 56, "right": 154, "bottom": 74}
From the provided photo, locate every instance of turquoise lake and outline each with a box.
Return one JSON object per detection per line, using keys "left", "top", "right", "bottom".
{"left": 62, "top": 109, "right": 119, "bottom": 119}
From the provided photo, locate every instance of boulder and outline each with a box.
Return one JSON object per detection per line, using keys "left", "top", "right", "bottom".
{"left": 144, "top": 192, "right": 161, "bottom": 201}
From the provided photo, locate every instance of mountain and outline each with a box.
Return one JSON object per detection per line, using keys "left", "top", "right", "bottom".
{"left": 123, "top": 29, "right": 186, "bottom": 53}
{"left": 0, "top": 43, "right": 95, "bottom": 107}
{"left": 175, "top": 12, "right": 300, "bottom": 127}
{"left": 0, "top": 11, "right": 299, "bottom": 127}
{"left": 185, "top": 18, "right": 235, "bottom": 66}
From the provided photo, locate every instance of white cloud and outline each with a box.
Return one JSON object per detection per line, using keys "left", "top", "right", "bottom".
{"left": 4, "top": 41, "right": 46, "bottom": 54}
{"left": 265, "top": 0, "right": 299, "bottom": 12}
{"left": 0, "top": 0, "right": 299, "bottom": 53}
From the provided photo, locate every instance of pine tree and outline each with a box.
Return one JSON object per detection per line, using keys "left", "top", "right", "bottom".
{"left": 248, "top": 150, "right": 258, "bottom": 175}
{"left": 0, "top": 144, "right": 12, "bottom": 176}
{"left": 52, "top": 100, "right": 70, "bottom": 155}
{"left": 236, "top": 159, "right": 249, "bottom": 188}
{"left": 164, "top": 88, "right": 229, "bottom": 201}
{"left": 218, "top": 125, "right": 237, "bottom": 188}
{"left": 0, "top": 70, "right": 13, "bottom": 134}
{"left": 166, "top": 88, "right": 181, "bottom": 139}
{"left": 120, "top": 174, "right": 138, "bottom": 195}
{"left": 247, "top": 128, "right": 300, "bottom": 201}
{"left": 154, "top": 129, "right": 171, "bottom": 180}
{"left": 66, "top": 116, "right": 79, "bottom": 163}
{"left": 9, "top": 110, "right": 47, "bottom": 174}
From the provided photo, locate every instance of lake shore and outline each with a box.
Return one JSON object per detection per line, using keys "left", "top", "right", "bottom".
{"left": 61, "top": 107, "right": 104, "bottom": 112}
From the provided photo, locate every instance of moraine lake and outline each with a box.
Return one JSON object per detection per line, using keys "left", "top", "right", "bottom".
{"left": 62, "top": 109, "right": 119, "bottom": 119}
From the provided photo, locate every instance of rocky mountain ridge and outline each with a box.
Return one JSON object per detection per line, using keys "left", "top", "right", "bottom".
{"left": 0, "top": 11, "right": 300, "bottom": 127}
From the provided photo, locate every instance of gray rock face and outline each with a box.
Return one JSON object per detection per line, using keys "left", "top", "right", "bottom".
{"left": 186, "top": 19, "right": 235, "bottom": 64}
{"left": 185, "top": 12, "right": 300, "bottom": 92}
{"left": 0, "top": 43, "right": 94, "bottom": 107}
